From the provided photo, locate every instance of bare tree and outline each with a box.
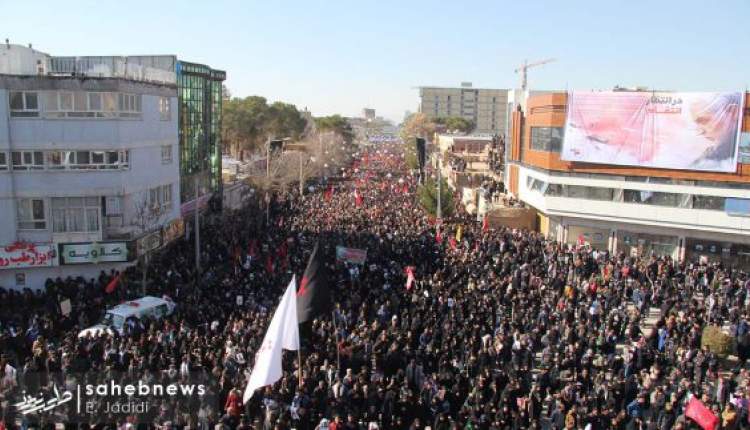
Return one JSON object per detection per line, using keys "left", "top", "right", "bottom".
{"left": 130, "top": 191, "right": 168, "bottom": 294}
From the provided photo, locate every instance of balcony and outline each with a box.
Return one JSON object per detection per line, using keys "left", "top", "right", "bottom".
{"left": 48, "top": 56, "right": 177, "bottom": 85}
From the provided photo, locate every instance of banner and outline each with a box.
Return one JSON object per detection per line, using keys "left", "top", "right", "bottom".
{"left": 562, "top": 91, "right": 743, "bottom": 172}
{"left": 740, "top": 132, "right": 750, "bottom": 164}
{"left": 60, "top": 242, "right": 129, "bottom": 265}
{"left": 335, "top": 246, "right": 367, "bottom": 265}
{"left": 0, "top": 242, "right": 56, "bottom": 269}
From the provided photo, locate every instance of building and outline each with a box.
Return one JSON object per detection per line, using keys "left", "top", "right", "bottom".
{"left": 0, "top": 43, "right": 224, "bottom": 290}
{"left": 506, "top": 91, "right": 750, "bottom": 268}
{"left": 362, "top": 108, "right": 376, "bottom": 121}
{"left": 418, "top": 82, "right": 509, "bottom": 136}
{"left": 176, "top": 61, "right": 225, "bottom": 214}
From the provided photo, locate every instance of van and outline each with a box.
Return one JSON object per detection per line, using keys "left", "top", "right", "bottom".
{"left": 77, "top": 296, "right": 176, "bottom": 338}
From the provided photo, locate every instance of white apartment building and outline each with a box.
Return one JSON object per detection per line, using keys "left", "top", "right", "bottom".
{"left": 0, "top": 44, "right": 181, "bottom": 289}
{"left": 418, "top": 82, "right": 509, "bottom": 136}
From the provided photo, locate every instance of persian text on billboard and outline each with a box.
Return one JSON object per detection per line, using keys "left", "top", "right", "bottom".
{"left": 561, "top": 91, "right": 743, "bottom": 172}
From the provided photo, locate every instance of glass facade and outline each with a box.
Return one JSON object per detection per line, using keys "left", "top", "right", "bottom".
{"left": 176, "top": 61, "right": 226, "bottom": 205}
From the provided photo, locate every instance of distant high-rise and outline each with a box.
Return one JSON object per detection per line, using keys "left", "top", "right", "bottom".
{"left": 418, "top": 82, "right": 509, "bottom": 136}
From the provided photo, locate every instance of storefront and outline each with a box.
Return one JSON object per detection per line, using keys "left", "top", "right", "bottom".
{"left": 685, "top": 238, "right": 750, "bottom": 269}
{"left": 566, "top": 225, "right": 610, "bottom": 250}
{"left": 616, "top": 231, "right": 679, "bottom": 259}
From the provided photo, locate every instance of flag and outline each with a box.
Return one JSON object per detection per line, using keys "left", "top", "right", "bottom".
{"left": 405, "top": 266, "right": 415, "bottom": 290}
{"left": 105, "top": 272, "right": 122, "bottom": 294}
{"left": 324, "top": 185, "right": 334, "bottom": 201}
{"left": 354, "top": 189, "right": 363, "bottom": 207}
{"left": 456, "top": 225, "right": 462, "bottom": 242}
{"left": 402, "top": 184, "right": 409, "bottom": 194}
{"left": 297, "top": 242, "right": 331, "bottom": 323}
{"left": 482, "top": 215, "right": 489, "bottom": 233}
{"left": 436, "top": 227, "right": 443, "bottom": 244}
{"left": 685, "top": 396, "right": 718, "bottom": 430}
{"left": 449, "top": 236, "right": 457, "bottom": 251}
{"left": 243, "top": 276, "right": 300, "bottom": 402}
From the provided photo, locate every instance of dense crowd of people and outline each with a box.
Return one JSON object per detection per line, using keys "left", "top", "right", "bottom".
{"left": 1, "top": 144, "right": 750, "bottom": 429}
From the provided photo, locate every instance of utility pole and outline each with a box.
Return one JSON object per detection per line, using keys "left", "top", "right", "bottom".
{"left": 194, "top": 175, "right": 201, "bottom": 273}
{"left": 299, "top": 152, "right": 304, "bottom": 196}
{"left": 436, "top": 152, "right": 442, "bottom": 221}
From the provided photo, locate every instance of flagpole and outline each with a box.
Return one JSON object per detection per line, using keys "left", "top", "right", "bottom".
{"left": 333, "top": 309, "right": 341, "bottom": 375}
{"left": 297, "top": 348, "right": 303, "bottom": 388}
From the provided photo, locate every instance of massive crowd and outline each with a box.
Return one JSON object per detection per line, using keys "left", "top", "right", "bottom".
{"left": 1, "top": 145, "right": 750, "bottom": 430}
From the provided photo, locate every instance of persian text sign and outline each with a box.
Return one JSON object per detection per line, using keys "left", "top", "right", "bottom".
{"left": 60, "top": 242, "right": 129, "bottom": 265}
{"left": 335, "top": 246, "right": 367, "bottom": 265}
{"left": 0, "top": 242, "right": 56, "bottom": 269}
{"left": 562, "top": 91, "right": 744, "bottom": 172}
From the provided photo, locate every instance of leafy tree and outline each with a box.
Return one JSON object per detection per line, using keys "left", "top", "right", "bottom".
{"left": 435, "top": 116, "right": 474, "bottom": 133}
{"left": 418, "top": 177, "right": 454, "bottom": 217}
{"left": 315, "top": 115, "right": 354, "bottom": 144}
{"left": 267, "top": 102, "right": 307, "bottom": 141}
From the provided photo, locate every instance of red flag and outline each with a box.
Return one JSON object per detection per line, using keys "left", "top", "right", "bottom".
{"left": 436, "top": 228, "right": 443, "bottom": 244}
{"left": 402, "top": 184, "right": 409, "bottom": 194}
{"left": 449, "top": 236, "right": 457, "bottom": 251}
{"left": 276, "top": 241, "right": 288, "bottom": 259}
{"left": 405, "top": 266, "right": 415, "bottom": 290}
{"left": 105, "top": 272, "right": 122, "bottom": 294}
{"left": 482, "top": 215, "right": 489, "bottom": 233}
{"left": 577, "top": 234, "right": 585, "bottom": 246}
{"left": 685, "top": 397, "right": 718, "bottom": 430}
{"left": 324, "top": 184, "right": 333, "bottom": 201}
{"left": 265, "top": 254, "right": 274, "bottom": 274}
{"left": 354, "top": 189, "right": 363, "bottom": 207}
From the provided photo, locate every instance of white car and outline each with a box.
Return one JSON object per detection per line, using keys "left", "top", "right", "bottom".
{"left": 78, "top": 296, "right": 176, "bottom": 338}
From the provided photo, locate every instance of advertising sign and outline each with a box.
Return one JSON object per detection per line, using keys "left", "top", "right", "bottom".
{"left": 136, "top": 231, "right": 162, "bottom": 257}
{"left": 0, "top": 242, "right": 56, "bottom": 269}
{"left": 335, "top": 246, "right": 368, "bottom": 265}
{"left": 163, "top": 218, "right": 185, "bottom": 245}
{"left": 60, "top": 242, "right": 129, "bottom": 265}
{"left": 561, "top": 91, "right": 743, "bottom": 172}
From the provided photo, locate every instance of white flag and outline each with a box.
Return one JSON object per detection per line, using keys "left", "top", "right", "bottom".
{"left": 243, "top": 276, "right": 300, "bottom": 402}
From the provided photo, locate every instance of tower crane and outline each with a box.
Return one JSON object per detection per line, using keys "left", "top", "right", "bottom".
{"left": 514, "top": 58, "right": 556, "bottom": 91}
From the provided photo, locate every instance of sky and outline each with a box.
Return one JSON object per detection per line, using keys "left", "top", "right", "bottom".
{"left": 3, "top": 0, "right": 749, "bottom": 122}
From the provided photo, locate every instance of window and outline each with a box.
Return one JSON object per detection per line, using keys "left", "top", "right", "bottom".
{"left": 693, "top": 195, "right": 726, "bottom": 211}
{"left": 623, "top": 189, "right": 681, "bottom": 207}
{"left": 11, "top": 151, "right": 44, "bottom": 170}
{"left": 17, "top": 199, "right": 46, "bottom": 230}
{"left": 565, "top": 185, "right": 614, "bottom": 201}
{"left": 9, "top": 91, "right": 39, "bottom": 117}
{"left": 0, "top": 152, "right": 7, "bottom": 171}
{"left": 159, "top": 97, "right": 171, "bottom": 120}
{"left": 161, "top": 145, "right": 173, "bottom": 164}
{"left": 530, "top": 127, "right": 564, "bottom": 152}
{"left": 46, "top": 150, "right": 129, "bottom": 170}
{"left": 148, "top": 184, "right": 173, "bottom": 212}
{"left": 51, "top": 197, "right": 100, "bottom": 233}
{"left": 118, "top": 93, "right": 142, "bottom": 117}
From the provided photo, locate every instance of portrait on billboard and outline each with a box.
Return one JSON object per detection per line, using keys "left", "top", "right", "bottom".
{"left": 561, "top": 91, "right": 743, "bottom": 172}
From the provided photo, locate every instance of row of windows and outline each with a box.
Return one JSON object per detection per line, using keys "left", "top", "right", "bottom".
{"left": 16, "top": 185, "right": 174, "bottom": 231}
{"left": 0, "top": 146, "right": 173, "bottom": 171}
{"left": 520, "top": 163, "right": 750, "bottom": 191}
{"left": 9, "top": 91, "right": 171, "bottom": 120}
{"left": 527, "top": 176, "right": 734, "bottom": 211}
{"left": 0, "top": 150, "right": 129, "bottom": 171}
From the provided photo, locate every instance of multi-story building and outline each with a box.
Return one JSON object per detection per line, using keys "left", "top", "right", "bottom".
{"left": 176, "top": 61, "right": 225, "bottom": 213}
{"left": 418, "top": 82, "right": 509, "bottom": 136}
{"left": 0, "top": 44, "right": 224, "bottom": 289}
{"left": 506, "top": 91, "right": 750, "bottom": 268}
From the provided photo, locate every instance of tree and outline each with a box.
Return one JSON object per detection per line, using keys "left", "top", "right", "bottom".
{"left": 267, "top": 102, "right": 307, "bottom": 141}
{"left": 435, "top": 116, "right": 474, "bottom": 133}
{"left": 400, "top": 112, "right": 436, "bottom": 145}
{"left": 315, "top": 115, "right": 355, "bottom": 145}
{"left": 131, "top": 192, "right": 168, "bottom": 294}
{"left": 418, "top": 177, "right": 455, "bottom": 218}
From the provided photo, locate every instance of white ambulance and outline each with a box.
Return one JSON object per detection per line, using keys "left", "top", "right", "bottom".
{"left": 77, "top": 296, "right": 176, "bottom": 338}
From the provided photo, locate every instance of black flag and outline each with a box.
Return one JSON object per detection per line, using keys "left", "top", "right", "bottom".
{"left": 296, "top": 242, "right": 331, "bottom": 323}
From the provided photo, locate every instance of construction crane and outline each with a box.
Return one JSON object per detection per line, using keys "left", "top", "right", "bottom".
{"left": 515, "top": 58, "right": 556, "bottom": 91}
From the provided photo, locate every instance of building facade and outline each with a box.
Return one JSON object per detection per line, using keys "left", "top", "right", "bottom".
{"left": 506, "top": 92, "right": 750, "bottom": 268}
{"left": 176, "top": 61, "right": 225, "bottom": 212}
{"left": 419, "top": 83, "right": 509, "bottom": 136}
{"left": 0, "top": 44, "right": 223, "bottom": 290}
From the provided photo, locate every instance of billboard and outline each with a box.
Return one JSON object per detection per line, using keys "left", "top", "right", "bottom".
{"left": 561, "top": 91, "right": 744, "bottom": 172}
{"left": 59, "top": 242, "right": 129, "bottom": 264}
{"left": 739, "top": 132, "right": 750, "bottom": 164}
{"left": 335, "top": 246, "right": 367, "bottom": 265}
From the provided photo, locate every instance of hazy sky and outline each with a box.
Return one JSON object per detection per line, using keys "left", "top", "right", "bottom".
{"left": 3, "top": 0, "right": 749, "bottom": 122}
